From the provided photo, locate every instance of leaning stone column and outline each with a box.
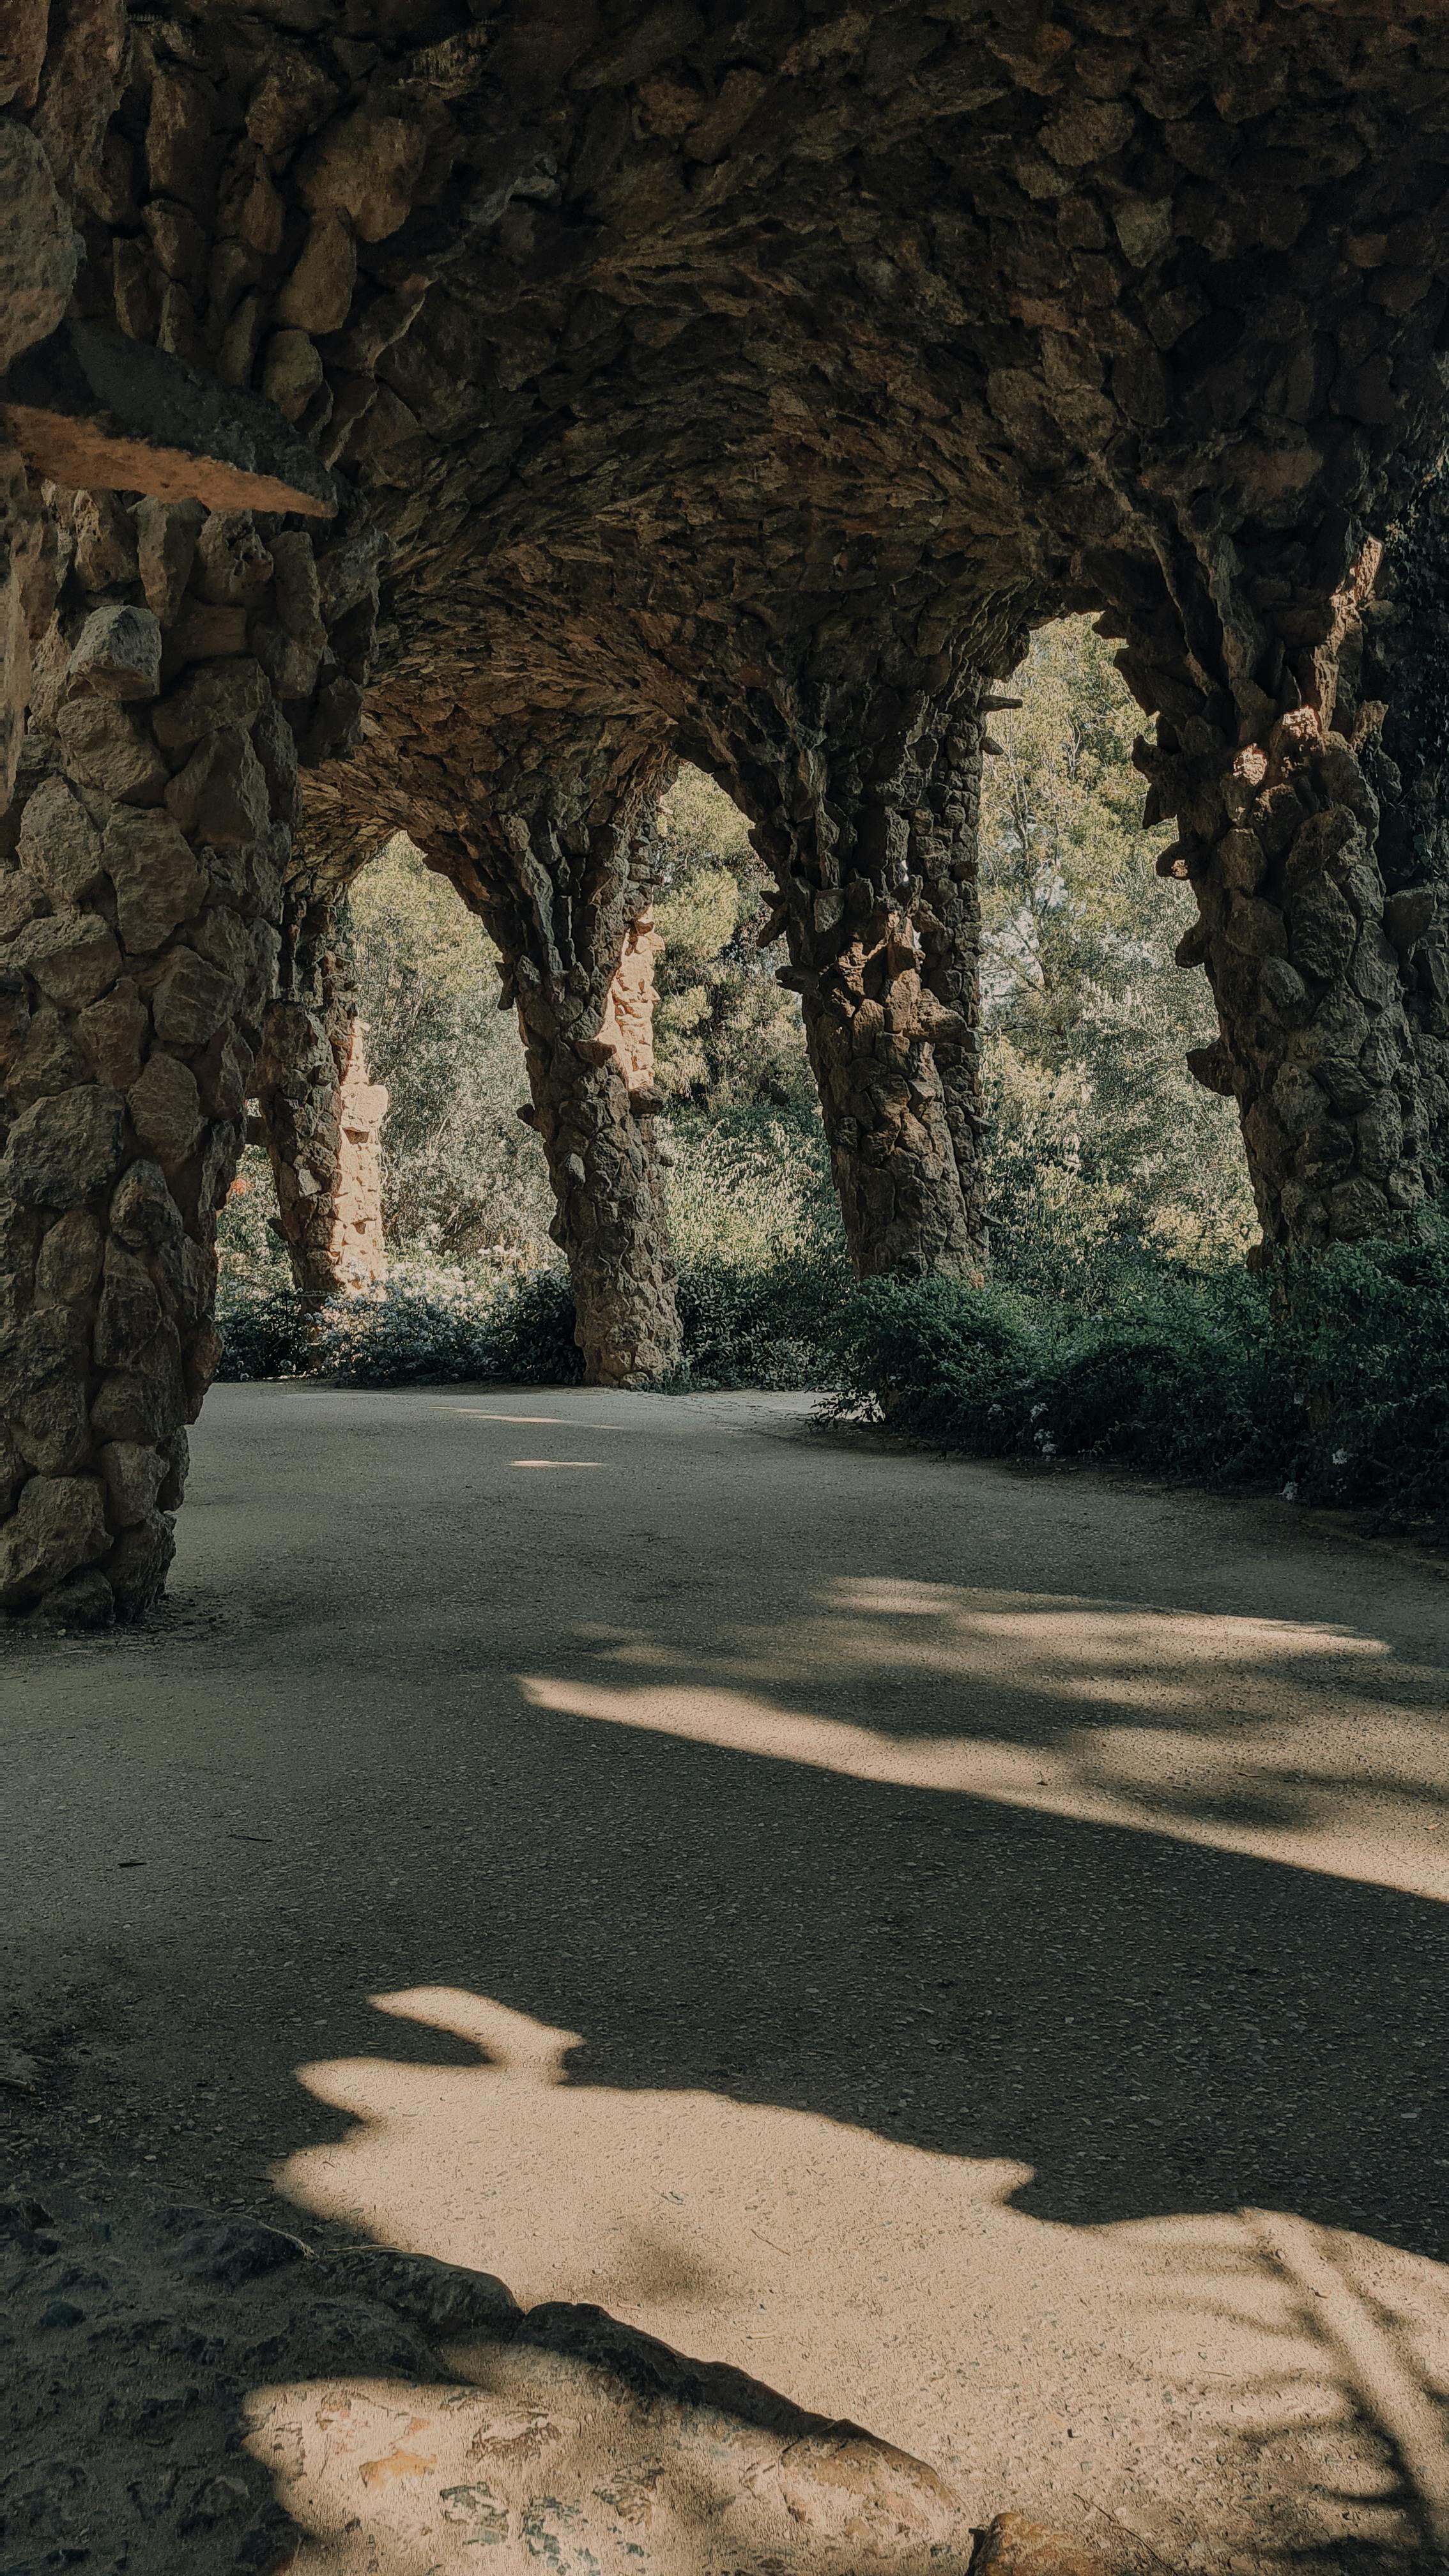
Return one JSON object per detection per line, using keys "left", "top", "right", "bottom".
{"left": 480, "top": 767, "right": 682, "bottom": 1390}
{"left": 713, "top": 675, "right": 990, "bottom": 1280}
{"left": 1117, "top": 532, "right": 1449, "bottom": 1250}
{"left": 1, "top": 494, "right": 374, "bottom": 1621}
{"left": 254, "top": 935, "right": 388, "bottom": 1306}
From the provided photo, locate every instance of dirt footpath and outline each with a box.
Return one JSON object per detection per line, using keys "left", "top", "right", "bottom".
{"left": 4, "top": 1384, "right": 1449, "bottom": 2576}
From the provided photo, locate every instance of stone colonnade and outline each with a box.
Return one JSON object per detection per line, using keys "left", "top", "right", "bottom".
{"left": 324, "top": 659, "right": 1002, "bottom": 1383}
{"left": 4, "top": 0, "right": 1449, "bottom": 1618}
{"left": 256, "top": 641, "right": 1004, "bottom": 1359}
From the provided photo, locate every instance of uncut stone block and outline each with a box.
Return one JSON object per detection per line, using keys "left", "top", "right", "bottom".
{"left": 127, "top": 1050, "right": 203, "bottom": 1170}
{"left": 98, "top": 1438, "right": 167, "bottom": 1526}
{"left": 0, "top": 122, "right": 76, "bottom": 376}
{"left": 164, "top": 725, "right": 270, "bottom": 846}
{"left": 8, "top": 911, "right": 121, "bottom": 1011}
{"left": 194, "top": 512, "right": 273, "bottom": 608}
{"left": 105, "top": 1506, "right": 177, "bottom": 1615}
{"left": 151, "top": 657, "right": 269, "bottom": 753}
{"left": 89, "top": 1323, "right": 188, "bottom": 1447}
{"left": 30, "top": 1565, "right": 115, "bottom": 1627}
{"left": 0, "top": 1305, "right": 90, "bottom": 1472}
{"left": 0, "top": 1473, "right": 109, "bottom": 1609}
{"left": 54, "top": 698, "right": 169, "bottom": 804}
{"left": 102, "top": 806, "right": 207, "bottom": 951}
{"left": 34, "top": 1209, "right": 102, "bottom": 1307}
{"left": 76, "top": 978, "right": 149, "bottom": 1089}
{"left": 110, "top": 1157, "right": 184, "bottom": 1252}
{"left": 0, "top": 1085, "right": 127, "bottom": 1210}
{"left": 66, "top": 602, "right": 163, "bottom": 702}
{"left": 149, "top": 947, "right": 237, "bottom": 1052}
{"left": 16, "top": 774, "right": 106, "bottom": 906}
{"left": 275, "top": 213, "right": 357, "bottom": 334}
{"left": 70, "top": 490, "right": 138, "bottom": 593}
{"left": 4, "top": 1005, "right": 85, "bottom": 1103}
{"left": 135, "top": 496, "right": 204, "bottom": 625}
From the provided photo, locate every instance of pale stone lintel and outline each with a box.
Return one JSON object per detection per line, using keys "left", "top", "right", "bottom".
{"left": 0, "top": 322, "right": 337, "bottom": 518}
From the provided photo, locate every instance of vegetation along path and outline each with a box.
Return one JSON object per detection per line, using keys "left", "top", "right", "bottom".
{"left": 4, "top": 1384, "right": 1449, "bottom": 2576}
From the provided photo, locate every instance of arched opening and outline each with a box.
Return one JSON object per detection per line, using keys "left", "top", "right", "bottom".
{"left": 215, "top": 622, "right": 1259, "bottom": 1395}
{"left": 216, "top": 766, "right": 847, "bottom": 1389}
{"left": 976, "top": 617, "right": 1255, "bottom": 1281}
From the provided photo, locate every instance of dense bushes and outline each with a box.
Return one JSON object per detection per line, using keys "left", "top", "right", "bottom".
{"left": 823, "top": 1212, "right": 1449, "bottom": 1522}
{"left": 216, "top": 1100, "right": 846, "bottom": 1393}
{"left": 217, "top": 1262, "right": 583, "bottom": 1390}
{"left": 673, "top": 1249, "right": 851, "bottom": 1390}
{"left": 217, "top": 1252, "right": 843, "bottom": 1397}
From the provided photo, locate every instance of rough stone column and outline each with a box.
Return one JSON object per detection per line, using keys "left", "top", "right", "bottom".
{"left": 0, "top": 494, "right": 375, "bottom": 1621}
{"left": 711, "top": 675, "right": 991, "bottom": 1280}
{"left": 1113, "top": 536, "right": 1449, "bottom": 1252}
{"left": 479, "top": 768, "right": 682, "bottom": 1390}
{"left": 254, "top": 937, "right": 388, "bottom": 1307}
{"left": 0, "top": 93, "right": 82, "bottom": 809}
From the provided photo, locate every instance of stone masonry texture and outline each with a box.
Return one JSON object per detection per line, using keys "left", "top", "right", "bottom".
{"left": 4, "top": 0, "right": 1449, "bottom": 1605}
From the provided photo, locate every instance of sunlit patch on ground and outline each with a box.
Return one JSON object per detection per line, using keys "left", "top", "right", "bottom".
{"left": 273, "top": 1988, "right": 1449, "bottom": 2573}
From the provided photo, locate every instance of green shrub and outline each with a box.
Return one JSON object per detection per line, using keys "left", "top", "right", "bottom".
{"left": 1271, "top": 1216, "right": 1449, "bottom": 1512}
{"left": 823, "top": 1211, "right": 1449, "bottom": 1524}
{"left": 215, "top": 1253, "right": 831, "bottom": 1394}
{"left": 309, "top": 1266, "right": 508, "bottom": 1386}
{"left": 481, "top": 1266, "right": 583, "bottom": 1385}
{"left": 214, "top": 1275, "right": 313, "bottom": 1383}
{"left": 217, "top": 1261, "right": 584, "bottom": 1390}
{"left": 671, "top": 1250, "right": 850, "bottom": 1389}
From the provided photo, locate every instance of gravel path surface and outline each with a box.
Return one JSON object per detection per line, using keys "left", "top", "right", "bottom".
{"left": 4, "top": 1384, "right": 1448, "bottom": 2575}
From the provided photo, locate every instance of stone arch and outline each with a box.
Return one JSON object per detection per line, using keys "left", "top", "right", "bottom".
{"left": 4, "top": 0, "right": 1449, "bottom": 1615}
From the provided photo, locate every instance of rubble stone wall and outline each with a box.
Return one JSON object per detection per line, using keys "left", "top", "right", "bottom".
{"left": 1, "top": 510, "right": 304, "bottom": 1618}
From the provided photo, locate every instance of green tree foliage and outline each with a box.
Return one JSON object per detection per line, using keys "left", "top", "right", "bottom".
{"left": 652, "top": 767, "right": 812, "bottom": 1112}
{"left": 346, "top": 832, "right": 556, "bottom": 1264}
{"left": 978, "top": 617, "right": 1257, "bottom": 1269}
{"left": 651, "top": 765, "right": 839, "bottom": 1266}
